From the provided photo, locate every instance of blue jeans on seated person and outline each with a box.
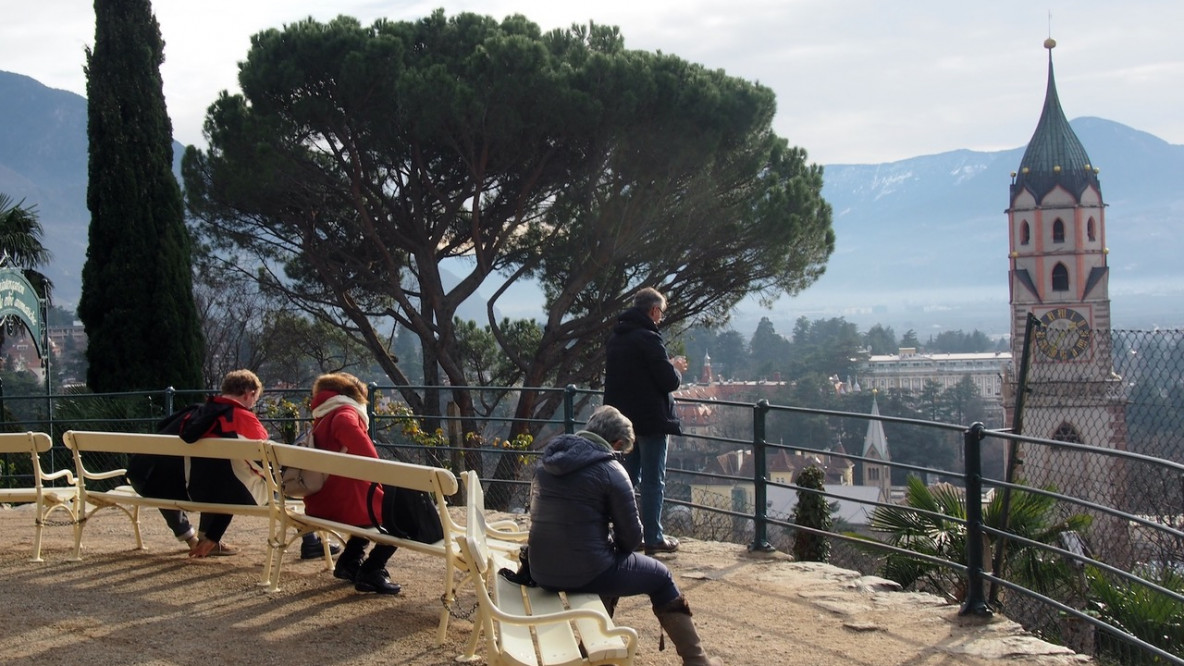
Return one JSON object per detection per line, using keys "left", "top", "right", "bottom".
{"left": 623, "top": 433, "right": 668, "bottom": 546}
{"left": 560, "top": 551, "right": 680, "bottom": 610}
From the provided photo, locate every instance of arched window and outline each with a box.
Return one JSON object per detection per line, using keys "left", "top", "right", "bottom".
{"left": 1052, "top": 218, "right": 1065, "bottom": 243}
{"left": 1087, "top": 218, "right": 1096, "bottom": 242}
{"left": 1020, "top": 221, "right": 1030, "bottom": 245}
{"left": 1052, "top": 422, "right": 1082, "bottom": 444}
{"left": 1052, "top": 263, "right": 1069, "bottom": 291}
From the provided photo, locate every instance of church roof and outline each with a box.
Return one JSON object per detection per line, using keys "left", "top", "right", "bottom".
{"left": 1011, "top": 39, "right": 1100, "bottom": 203}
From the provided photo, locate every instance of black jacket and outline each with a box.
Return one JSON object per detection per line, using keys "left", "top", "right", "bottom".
{"left": 527, "top": 432, "right": 643, "bottom": 590}
{"left": 603, "top": 306, "right": 683, "bottom": 436}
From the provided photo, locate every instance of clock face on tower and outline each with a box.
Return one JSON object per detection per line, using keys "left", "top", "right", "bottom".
{"left": 1034, "top": 307, "right": 1092, "bottom": 361}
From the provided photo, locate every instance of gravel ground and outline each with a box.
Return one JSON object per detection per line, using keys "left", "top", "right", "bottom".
{"left": 0, "top": 503, "right": 1092, "bottom": 666}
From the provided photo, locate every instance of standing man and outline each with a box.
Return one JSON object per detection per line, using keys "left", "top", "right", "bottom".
{"left": 604, "top": 287, "right": 688, "bottom": 555}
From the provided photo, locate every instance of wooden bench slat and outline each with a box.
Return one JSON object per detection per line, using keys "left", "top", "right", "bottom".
{"left": 524, "top": 587, "right": 587, "bottom": 666}
{"left": 566, "top": 593, "right": 631, "bottom": 662}
{"left": 493, "top": 576, "right": 543, "bottom": 666}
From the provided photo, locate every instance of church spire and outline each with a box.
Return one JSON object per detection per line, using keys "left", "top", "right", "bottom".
{"left": 862, "top": 394, "right": 890, "bottom": 462}
{"left": 1011, "top": 38, "right": 1100, "bottom": 204}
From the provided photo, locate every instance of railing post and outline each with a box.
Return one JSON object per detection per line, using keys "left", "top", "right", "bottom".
{"left": 749, "top": 399, "right": 774, "bottom": 552}
{"left": 368, "top": 382, "right": 379, "bottom": 440}
{"left": 959, "top": 422, "right": 993, "bottom": 617}
{"left": 164, "top": 386, "right": 175, "bottom": 415}
{"left": 563, "top": 385, "right": 577, "bottom": 434}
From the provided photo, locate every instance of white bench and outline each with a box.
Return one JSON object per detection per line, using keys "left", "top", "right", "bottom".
{"left": 457, "top": 489, "right": 638, "bottom": 666}
{"left": 265, "top": 443, "right": 462, "bottom": 643}
{"left": 457, "top": 469, "right": 529, "bottom": 550}
{"left": 0, "top": 432, "right": 81, "bottom": 562}
{"left": 61, "top": 430, "right": 290, "bottom": 585}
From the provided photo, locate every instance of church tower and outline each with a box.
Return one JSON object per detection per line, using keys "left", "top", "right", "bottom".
{"left": 861, "top": 394, "right": 891, "bottom": 502}
{"left": 1006, "top": 38, "right": 1128, "bottom": 563}
{"left": 1008, "top": 38, "right": 1110, "bottom": 358}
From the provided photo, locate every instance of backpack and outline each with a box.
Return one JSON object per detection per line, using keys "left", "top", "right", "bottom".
{"left": 126, "top": 403, "right": 206, "bottom": 489}
{"left": 279, "top": 428, "right": 329, "bottom": 498}
{"left": 367, "top": 482, "right": 445, "bottom": 544}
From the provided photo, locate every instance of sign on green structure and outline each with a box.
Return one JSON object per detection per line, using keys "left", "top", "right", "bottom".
{"left": 0, "top": 267, "right": 46, "bottom": 357}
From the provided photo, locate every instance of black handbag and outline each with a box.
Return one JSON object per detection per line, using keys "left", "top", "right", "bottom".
{"left": 367, "top": 482, "right": 445, "bottom": 544}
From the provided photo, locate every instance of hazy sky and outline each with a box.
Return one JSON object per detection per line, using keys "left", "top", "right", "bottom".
{"left": 3, "top": 1, "right": 1182, "bottom": 165}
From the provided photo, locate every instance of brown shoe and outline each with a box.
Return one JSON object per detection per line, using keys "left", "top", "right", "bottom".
{"left": 207, "top": 542, "right": 238, "bottom": 556}
{"left": 189, "top": 538, "right": 238, "bottom": 558}
{"left": 645, "top": 536, "right": 680, "bottom": 556}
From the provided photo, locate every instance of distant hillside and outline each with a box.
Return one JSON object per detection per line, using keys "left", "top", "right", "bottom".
{"left": 734, "top": 117, "right": 1184, "bottom": 336}
{"left": 0, "top": 71, "right": 183, "bottom": 310}
{"left": 3, "top": 69, "right": 1182, "bottom": 334}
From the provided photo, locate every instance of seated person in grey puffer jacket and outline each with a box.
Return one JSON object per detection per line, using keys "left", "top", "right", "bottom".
{"left": 526, "top": 405, "right": 723, "bottom": 666}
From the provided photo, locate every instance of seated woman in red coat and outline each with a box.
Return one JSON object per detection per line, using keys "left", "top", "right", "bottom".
{"left": 302, "top": 372, "right": 400, "bottom": 595}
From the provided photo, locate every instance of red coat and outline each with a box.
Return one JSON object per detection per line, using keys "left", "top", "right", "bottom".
{"left": 301, "top": 392, "right": 384, "bottom": 527}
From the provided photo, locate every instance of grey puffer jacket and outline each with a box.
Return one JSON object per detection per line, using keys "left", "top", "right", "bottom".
{"left": 527, "top": 432, "right": 644, "bottom": 590}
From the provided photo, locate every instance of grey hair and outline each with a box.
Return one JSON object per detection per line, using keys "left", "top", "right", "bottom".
{"left": 585, "top": 405, "right": 635, "bottom": 454}
{"left": 632, "top": 287, "right": 665, "bottom": 311}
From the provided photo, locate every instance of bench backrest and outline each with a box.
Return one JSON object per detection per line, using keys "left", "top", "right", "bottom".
{"left": 268, "top": 444, "right": 458, "bottom": 499}
{"left": 463, "top": 471, "right": 495, "bottom": 577}
{"left": 0, "top": 432, "right": 55, "bottom": 492}
{"left": 0, "top": 431, "right": 52, "bottom": 456}
{"left": 62, "top": 431, "right": 270, "bottom": 462}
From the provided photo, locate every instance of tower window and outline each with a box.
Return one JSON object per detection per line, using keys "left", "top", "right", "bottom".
{"left": 1020, "top": 221, "right": 1030, "bottom": 245}
{"left": 1087, "top": 218, "right": 1096, "bottom": 242}
{"left": 1052, "top": 218, "right": 1065, "bottom": 243}
{"left": 1052, "top": 263, "right": 1069, "bottom": 291}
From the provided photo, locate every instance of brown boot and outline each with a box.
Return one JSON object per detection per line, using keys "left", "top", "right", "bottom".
{"left": 654, "top": 595, "right": 724, "bottom": 666}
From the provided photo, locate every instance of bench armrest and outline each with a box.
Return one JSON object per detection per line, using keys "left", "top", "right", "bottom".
{"left": 40, "top": 468, "right": 76, "bottom": 484}
{"left": 82, "top": 468, "right": 128, "bottom": 482}
{"left": 486, "top": 601, "right": 640, "bottom": 654}
{"left": 486, "top": 522, "right": 528, "bottom": 540}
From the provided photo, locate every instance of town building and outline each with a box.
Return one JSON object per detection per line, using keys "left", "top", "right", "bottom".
{"left": 856, "top": 348, "right": 1011, "bottom": 398}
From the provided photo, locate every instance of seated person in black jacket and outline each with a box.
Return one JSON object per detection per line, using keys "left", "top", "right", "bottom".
{"left": 527, "top": 406, "right": 723, "bottom": 666}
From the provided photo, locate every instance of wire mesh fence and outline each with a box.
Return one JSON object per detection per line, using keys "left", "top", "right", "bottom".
{"left": 996, "top": 327, "right": 1184, "bottom": 664}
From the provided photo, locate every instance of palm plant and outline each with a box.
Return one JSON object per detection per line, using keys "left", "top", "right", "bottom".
{"left": 1086, "top": 565, "right": 1184, "bottom": 664}
{"left": 869, "top": 476, "right": 1092, "bottom": 603}
{"left": 0, "top": 193, "right": 53, "bottom": 299}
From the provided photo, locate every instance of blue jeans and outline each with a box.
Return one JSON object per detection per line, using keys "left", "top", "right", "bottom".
{"left": 565, "top": 552, "right": 680, "bottom": 609}
{"left": 623, "top": 433, "right": 668, "bottom": 545}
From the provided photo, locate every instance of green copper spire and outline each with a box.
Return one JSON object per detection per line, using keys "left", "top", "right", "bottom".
{"left": 1011, "top": 38, "right": 1100, "bottom": 203}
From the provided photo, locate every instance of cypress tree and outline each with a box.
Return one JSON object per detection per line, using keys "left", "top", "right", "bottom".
{"left": 79, "top": 0, "right": 204, "bottom": 392}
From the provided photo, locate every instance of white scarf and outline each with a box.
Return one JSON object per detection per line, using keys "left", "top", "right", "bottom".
{"left": 312, "top": 394, "right": 370, "bottom": 427}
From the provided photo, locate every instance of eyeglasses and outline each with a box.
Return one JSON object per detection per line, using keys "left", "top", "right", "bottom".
{"left": 651, "top": 305, "right": 666, "bottom": 323}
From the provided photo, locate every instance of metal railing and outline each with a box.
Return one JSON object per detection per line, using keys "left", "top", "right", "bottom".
{"left": 1, "top": 344, "right": 1182, "bottom": 663}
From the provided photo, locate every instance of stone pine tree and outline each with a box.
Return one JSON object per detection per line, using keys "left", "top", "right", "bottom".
{"left": 79, "top": 0, "right": 203, "bottom": 392}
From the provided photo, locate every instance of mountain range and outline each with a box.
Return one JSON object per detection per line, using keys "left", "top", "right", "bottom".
{"left": 2, "top": 69, "right": 1182, "bottom": 338}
